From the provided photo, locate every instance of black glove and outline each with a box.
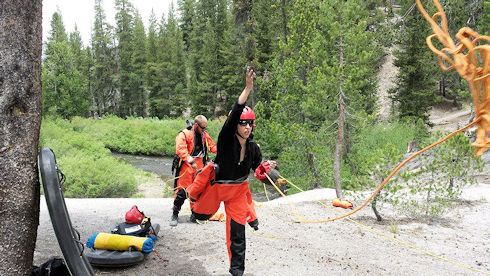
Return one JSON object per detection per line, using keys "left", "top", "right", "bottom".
{"left": 248, "top": 219, "right": 259, "bottom": 231}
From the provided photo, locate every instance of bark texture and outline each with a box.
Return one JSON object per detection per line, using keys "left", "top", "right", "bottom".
{"left": 0, "top": 1, "right": 42, "bottom": 275}
{"left": 333, "top": 33, "right": 344, "bottom": 199}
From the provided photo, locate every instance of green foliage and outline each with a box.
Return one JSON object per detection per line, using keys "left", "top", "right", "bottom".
{"left": 187, "top": 0, "right": 242, "bottom": 117}
{"left": 40, "top": 116, "right": 223, "bottom": 197}
{"left": 479, "top": 0, "right": 489, "bottom": 35}
{"left": 67, "top": 116, "right": 220, "bottom": 156}
{"left": 130, "top": 14, "right": 149, "bottom": 116}
{"left": 42, "top": 12, "right": 90, "bottom": 118}
{"left": 348, "top": 120, "right": 427, "bottom": 190}
{"left": 390, "top": 1, "right": 441, "bottom": 124}
{"left": 39, "top": 118, "right": 140, "bottom": 198}
{"left": 91, "top": 0, "right": 118, "bottom": 116}
{"left": 254, "top": 118, "right": 355, "bottom": 193}
{"left": 177, "top": 0, "right": 196, "bottom": 51}
{"left": 150, "top": 5, "right": 188, "bottom": 118}
{"left": 349, "top": 126, "right": 483, "bottom": 219}
{"left": 395, "top": 132, "right": 484, "bottom": 218}
{"left": 42, "top": 0, "right": 487, "bottom": 124}
{"left": 115, "top": 0, "right": 138, "bottom": 117}
{"left": 253, "top": 0, "right": 385, "bottom": 198}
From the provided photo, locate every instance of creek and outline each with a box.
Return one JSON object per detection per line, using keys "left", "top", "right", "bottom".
{"left": 112, "top": 152, "right": 174, "bottom": 177}
{"left": 113, "top": 152, "right": 276, "bottom": 201}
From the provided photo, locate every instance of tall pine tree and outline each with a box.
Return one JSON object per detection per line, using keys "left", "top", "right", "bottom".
{"left": 152, "top": 3, "right": 187, "bottom": 117}
{"left": 91, "top": 0, "right": 117, "bottom": 116}
{"left": 42, "top": 11, "right": 90, "bottom": 118}
{"left": 390, "top": 1, "right": 439, "bottom": 124}
{"left": 130, "top": 13, "right": 148, "bottom": 116}
{"left": 115, "top": 0, "right": 135, "bottom": 116}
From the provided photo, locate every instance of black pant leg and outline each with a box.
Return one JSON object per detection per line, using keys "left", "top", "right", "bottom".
{"left": 173, "top": 189, "right": 187, "bottom": 212}
{"left": 229, "top": 218, "right": 245, "bottom": 276}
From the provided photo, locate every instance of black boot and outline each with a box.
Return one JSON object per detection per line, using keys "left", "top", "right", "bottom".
{"left": 189, "top": 212, "right": 196, "bottom": 223}
{"left": 229, "top": 268, "right": 244, "bottom": 276}
{"left": 169, "top": 210, "right": 179, "bottom": 227}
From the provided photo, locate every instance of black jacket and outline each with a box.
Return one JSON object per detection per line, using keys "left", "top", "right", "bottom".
{"left": 214, "top": 102, "right": 262, "bottom": 181}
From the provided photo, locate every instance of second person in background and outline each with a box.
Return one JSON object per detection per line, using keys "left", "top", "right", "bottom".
{"left": 169, "top": 115, "right": 217, "bottom": 226}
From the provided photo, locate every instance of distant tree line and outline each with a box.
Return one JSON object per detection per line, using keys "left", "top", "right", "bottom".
{"left": 42, "top": 0, "right": 486, "bottom": 121}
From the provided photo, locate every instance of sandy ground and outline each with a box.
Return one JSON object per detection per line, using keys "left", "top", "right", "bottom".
{"left": 34, "top": 178, "right": 490, "bottom": 275}
{"left": 376, "top": 46, "right": 398, "bottom": 122}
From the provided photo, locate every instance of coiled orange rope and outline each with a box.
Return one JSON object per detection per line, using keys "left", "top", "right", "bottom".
{"left": 416, "top": 0, "right": 489, "bottom": 156}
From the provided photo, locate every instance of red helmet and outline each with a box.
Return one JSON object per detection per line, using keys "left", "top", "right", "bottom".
{"left": 240, "top": 106, "right": 256, "bottom": 120}
{"left": 125, "top": 205, "right": 145, "bottom": 224}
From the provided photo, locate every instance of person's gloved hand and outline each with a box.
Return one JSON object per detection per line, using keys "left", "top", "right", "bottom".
{"left": 248, "top": 219, "right": 259, "bottom": 231}
{"left": 187, "top": 156, "right": 198, "bottom": 169}
{"left": 254, "top": 162, "right": 271, "bottom": 181}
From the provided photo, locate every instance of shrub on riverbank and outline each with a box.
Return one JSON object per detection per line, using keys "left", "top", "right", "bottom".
{"left": 40, "top": 118, "right": 140, "bottom": 198}
{"left": 69, "top": 115, "right": 221, "bottom": 156}
{"left": 39, "top": 116, "right": 222, "bottom": 197}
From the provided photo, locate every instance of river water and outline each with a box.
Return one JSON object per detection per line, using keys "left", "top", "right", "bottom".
{"left": 112, "top": 152, "right": 276, "bottom": 201}
{"left": 112, "top": 152, "right": 174, "bottom": 178}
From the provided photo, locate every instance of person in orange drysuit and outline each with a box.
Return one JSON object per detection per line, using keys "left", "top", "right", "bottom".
{"left": 187, "top": 69, "right": 276, "bottom": 276}
{"left": 169, "top": 115, "right": 217, "bottom": 227}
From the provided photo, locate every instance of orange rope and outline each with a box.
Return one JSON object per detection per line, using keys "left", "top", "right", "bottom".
{"left": 416, "top": 0, "right": 490, "bottom": 156}
{"left": 267, "top": 119, "right": 479, "bottom": 223}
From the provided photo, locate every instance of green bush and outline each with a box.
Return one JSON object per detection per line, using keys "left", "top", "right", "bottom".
{"left": 69, "top": 116, "right": 220, "bottom": 156}
{"left": 348, "top": 119, "right": 427, "bottom": 189}
{"left": 394, "top": 132, "right": 483, "bottom": 218}
{"left": 40, "top": 116, "right": 223, "bottom": 197}
{"left": 347, "top": 119, "right": 483, "bottom": 219}
{"left": 40, "top": 118, "right": 140, "bottom": 198}
{"left": 253, "top": 121, "right": 356, "bottom": 194}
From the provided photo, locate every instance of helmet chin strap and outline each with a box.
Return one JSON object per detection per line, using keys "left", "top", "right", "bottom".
{"left": 236, "top": 128, "right": 254, "bottom": 140}
{"left": 235, "top": 131, "right": 245, "bottom": 140}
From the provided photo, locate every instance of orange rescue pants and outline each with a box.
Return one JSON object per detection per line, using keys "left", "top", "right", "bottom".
{"left": 173, "top": 157, "right": 204, "bottom": 211}
{"left": 187, "top": 163, "right": 257, "bottom": 275}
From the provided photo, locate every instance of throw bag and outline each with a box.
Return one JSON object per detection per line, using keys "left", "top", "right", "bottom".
{"left": 86, "top": 233, "right": 154, "bottom": 253}
{"left": 254, "top": 161, "right": 271, "bottom": 182}
{"left": 255, "top": 162, "right": 282, "bottom": 185}
{"left": 332, "top": 198, "right": 353, "bottom": 209}
{"left": 111, "top": 218, "right": 152, "bottom": 237}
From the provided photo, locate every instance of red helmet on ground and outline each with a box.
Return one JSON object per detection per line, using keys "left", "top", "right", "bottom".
{"left": 125, "top": 205, "right": 145, "bottom": 224}
{"left": 240, "top": 106, "right": 256, "bottom": 120}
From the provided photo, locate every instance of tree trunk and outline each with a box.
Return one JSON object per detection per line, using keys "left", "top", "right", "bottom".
{"left": 334, "top": 89, "right": 345, "bottom": 199}
{"left": 0, "top": 1, "right": 42, "bottom": 275}
{"left": 281, "top": 0, "right": 288, "bottom": 45}
{"left": 307, "top": 151, "right": 320, "bottom": 189}
{"left": 333, "top": 31, "right": 344, "bottom": 199}
{"left": 371, "top": 193, "right": 383, "bottom": 221}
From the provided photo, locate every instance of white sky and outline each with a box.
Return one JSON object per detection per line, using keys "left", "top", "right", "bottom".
{"left": 42, "top": 0, "right": 174, "bottom": 46}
